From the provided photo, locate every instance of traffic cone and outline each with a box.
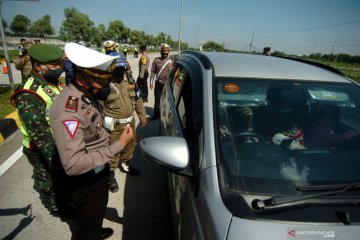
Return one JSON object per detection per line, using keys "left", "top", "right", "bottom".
{"left": 2, "top": 59, "right": 8, "bottom": 74}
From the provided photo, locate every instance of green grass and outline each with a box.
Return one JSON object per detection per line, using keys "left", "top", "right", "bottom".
{"left": 0, "top": 79, "right": 65, "bottom": 119}
{"left": 332, "top": 63, "right": 360, "bottom": 83}
{"left": 0, "top": 85, "right": 15, "bottom": 118}
{"left": 306, "top": 59, "right": 360, "bottom": 83}
{"left": 0, "top": 50, "right": 20, "bottom": 62}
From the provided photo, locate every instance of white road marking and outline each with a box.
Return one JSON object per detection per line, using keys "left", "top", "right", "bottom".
{"left": 0, "top": 147, "right": 23, "bottom": 177}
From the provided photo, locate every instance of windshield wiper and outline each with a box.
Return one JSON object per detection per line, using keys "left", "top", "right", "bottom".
{"left": 252, "top": 183, "right": 360, "bottom": 211}
{"left": 297, "top": 182, "right": 360, "bottom": 192}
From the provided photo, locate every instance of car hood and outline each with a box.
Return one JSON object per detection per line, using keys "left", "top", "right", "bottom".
{"left": 227, "top": 217, "right": 360, "bottom": 240}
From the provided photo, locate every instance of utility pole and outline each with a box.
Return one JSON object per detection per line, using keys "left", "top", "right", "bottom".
{"left": 195, "top": 7, "right": 198, "bottom": 50}
{"left": 311, "top": 40, "right": 317, "bottom": 55}
{"left": 178, "top": 0, "right": 183, "bottom": 54}
{"left": 0, "top": 0, "right": 39, "bottom": 91}
{"left": 332, "top": 40, "right": 338, "bottom": 67}
{"left": 0, "top": 0, "right": 15, "bottom": 90}
{"left": 249, "top": 31, "right": 254, "bottom": 52}
{"left": 331, "top": 40, "right": 336, "bottom": 55}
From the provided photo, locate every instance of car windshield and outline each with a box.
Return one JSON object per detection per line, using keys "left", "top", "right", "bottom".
{"left": 215, "top": 78, "right": 360, "bottom": 196}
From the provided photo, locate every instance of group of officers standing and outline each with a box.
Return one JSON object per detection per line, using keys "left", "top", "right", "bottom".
{"left": 10, "top": 40, "right": 173, "bottom": 239}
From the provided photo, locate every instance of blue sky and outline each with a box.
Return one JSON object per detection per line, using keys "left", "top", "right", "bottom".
{"left": 3, "top": 0, "right": 360, "bottom": 55}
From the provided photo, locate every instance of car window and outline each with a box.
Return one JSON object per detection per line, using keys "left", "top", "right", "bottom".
{"left": 215, "top": 78, "right": 360, "bottom": 196}
{"left": 178, "top": 74, "right": 191, "bottom": 131}
{"left": 171, "top": 65, "right": 200, "bottom": 169}
{"left": 171, "top": 65, "right": 187, "bottom": 105}
{"left": 218, "top": 81, "right": 269, "bottom": 107}
{"left": 170, "top": 66, "right": 190, "bottom": 130}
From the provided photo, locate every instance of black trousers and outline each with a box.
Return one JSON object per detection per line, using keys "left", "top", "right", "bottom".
{"left": 137, "top": 71, "right": 149, "bottom": 101}
{"left": 67, "top": 165, "right": 110, "bottom": 240}
{"left": 153, "top": 81, "right": 164, "bottom": 118}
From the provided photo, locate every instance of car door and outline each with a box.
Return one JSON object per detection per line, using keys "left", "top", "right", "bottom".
{"left": 163, "top": 59, "right": 205, "bottom": 240}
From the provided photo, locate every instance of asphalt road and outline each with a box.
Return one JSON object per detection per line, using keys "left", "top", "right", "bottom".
{"left": 0, "top": 52, "right": 174, "bottom": 239}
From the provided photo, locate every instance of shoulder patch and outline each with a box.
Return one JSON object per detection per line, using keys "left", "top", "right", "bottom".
{"left": 42, "top": 86, "right": 57, "bottom": 99}
{"left": 65, "top": 96, "right": 78, "bottom": 112}
{"left": 63, "top": 120, "right": 80, "bottom": 138}
{"left": 141, "top": 56, "right": 147, "bottom": 65}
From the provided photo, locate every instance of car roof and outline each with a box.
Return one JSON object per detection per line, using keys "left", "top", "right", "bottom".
{"left": 181, "top": 51, "right": 351, "bottom": 83}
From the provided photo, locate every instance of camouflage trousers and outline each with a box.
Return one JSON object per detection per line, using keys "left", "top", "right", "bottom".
{"left": 109, "top": 119, "right": 136, "bottom": 172}
{"left": 23, "top": 147, "right": 72, "bottom": 217}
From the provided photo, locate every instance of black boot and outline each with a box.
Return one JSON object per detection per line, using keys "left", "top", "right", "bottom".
{"left": 109, "top": 171, "right": 119, "bottom": 193}
{"left": 119, "top": 161, "right": 140, "bottom": 176}
{"left": 100, "top": 228, "right": 114, "bottom": 239}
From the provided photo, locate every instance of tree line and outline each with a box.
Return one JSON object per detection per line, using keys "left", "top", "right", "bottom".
{"left": 4, "top": 6, "right": 189, "bottom": 50}
{"left": 4, "top": 6, "right": 359, "bottom": 63}
{"left": 202, "top": 41, "right": 360, "bottom": 64}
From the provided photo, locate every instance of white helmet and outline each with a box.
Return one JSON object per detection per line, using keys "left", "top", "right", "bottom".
{"left": 103, "top": 40, "right": 116, "bottom": 52}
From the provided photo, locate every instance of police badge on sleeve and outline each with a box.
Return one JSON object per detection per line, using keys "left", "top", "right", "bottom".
{"left": 63, "top": 120, "right": 80, "bottom": 138}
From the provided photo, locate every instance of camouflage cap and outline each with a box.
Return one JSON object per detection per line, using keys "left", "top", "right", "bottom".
{"left": 28, "top": 44, "right": 64, "bottom": 63}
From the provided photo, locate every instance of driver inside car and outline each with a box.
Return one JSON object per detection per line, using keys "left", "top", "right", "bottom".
{"left": 304, "top": 104, "right": 359, "bottom": 149}
{"left": 219, "top": 106, "right": 260, "bottom": 143}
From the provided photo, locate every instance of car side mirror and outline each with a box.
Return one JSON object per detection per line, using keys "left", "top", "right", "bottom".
{"left": 139, "top": 136, "right": 193, "bottom": 177}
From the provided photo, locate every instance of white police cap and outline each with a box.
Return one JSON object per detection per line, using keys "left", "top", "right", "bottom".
{"left": 65, "top": 42, "right": 117, "bottom": 79}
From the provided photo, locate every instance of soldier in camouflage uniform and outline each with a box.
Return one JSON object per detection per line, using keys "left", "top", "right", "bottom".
{"left": 14, "top": 40, "right": 33, "bottom": 83}
{"left": 10, "top": 44, "right": 74, "bottom": 219}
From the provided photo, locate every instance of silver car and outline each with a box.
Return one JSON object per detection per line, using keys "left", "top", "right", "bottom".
{"left": 140, "top": 51, "right": 360, "bottom": 240}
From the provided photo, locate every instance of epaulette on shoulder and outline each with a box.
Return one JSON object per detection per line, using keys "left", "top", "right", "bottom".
{"left": 65, "top": 96, "right": 79, "bottom": 112}
{"left": 28, "top": 79, "right": 40, "bottom": 91}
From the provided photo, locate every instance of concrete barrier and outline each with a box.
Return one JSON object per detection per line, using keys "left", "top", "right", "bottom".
{"left": 0, "top": 111, "right": 20, "bottom": 144}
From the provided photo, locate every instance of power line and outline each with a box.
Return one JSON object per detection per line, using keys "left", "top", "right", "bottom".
{"left": 255, "top": 42, "right": 360, "bottom": 48}
{"left": 256, "top": 19, "right": 360, "bottom": 34}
